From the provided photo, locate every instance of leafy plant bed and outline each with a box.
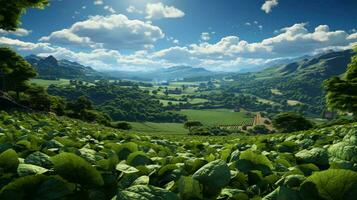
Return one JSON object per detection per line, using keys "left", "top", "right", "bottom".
{"left": 0, "top": 110, "right": 357, "bottom": 199}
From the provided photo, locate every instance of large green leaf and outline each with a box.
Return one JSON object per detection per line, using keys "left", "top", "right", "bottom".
{"left": 295, "top": 148, "right": 329, "bottom": 167}
{"left": 263, "top": 186, "right": 301, "bottom": 200}
{"left": 116, "top": 162, "right": 139, "bottom": 174}
{"left": 178, "top": 176, "right": 203, "bottom": 199}
{"left": 24, "top": 151, "right": 53, "bottom": 168}
{"left": 17, "top": 163, "right": 48, "bottom": 176}
{"left": 192, "top": 159, "right": 231, "bottom": 198}
{"left": 51, "top": 152, "right": 104, "bottom": 187}
{"left": 127, "top": 151, "right": 152, "bottom": 167}
{"left": 0, "top": 149, "right": 19, "bottom": 172}
{"left": 116, "top": 185, "right": 179, "bottom": 200}
{"left": 0, "top": 175, "right": 73, "bottom": 199}
{"left": 300, "top": 169, "right": 357, "bottom": 200}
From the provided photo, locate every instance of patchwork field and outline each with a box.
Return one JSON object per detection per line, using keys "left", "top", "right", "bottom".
{"left": 128, "top": 122, "right": 189, "bottom": 135}
{"left": 178, "top": 109, "right": 254, "bottom": 126}
{"left": 30, "top": 79, "right": 70, "bottom": 87}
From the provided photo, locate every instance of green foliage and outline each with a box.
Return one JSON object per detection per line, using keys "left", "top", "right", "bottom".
{"left": 192, "top": 159, "right": 231, "bottom": 197}
{"left": 48, "top": 81, "right": 186, "bottom": 123}
{"left": 251, "top": 125, "right": 270, "bottom": 134}
{"left": 127, "top": 151, "right": 152, "bottom": 167}
{"left": 301, "top": 169, "right": 357, "bottom": 200}
{"left": 0, "top": 47, "right": 36, "bottom": 98}
{"left": 184, "top": 120, "right": 203, "bottom": 129}
{"left": 272, "top": 112, "right": 314, "bottom": 133}
{"left": 17, "top": 163, "right": 48, "bottom": 176}
{"left": 0, "top": 148, "right": 19, "bottom": 172}
{"left": 116, "top": 163, "right": 139, "bottom": 174}
{"left": 117, "top": 185, "right": 179, "bottom": 200}
{"left": 324, "top": 47, "right": 357, "bottom": 116}
{"left": 178, "top": 176, "right": 203, "bottom": 199}
{"left": 0, "top": 0, "right": 49, "bottom": 31}
{"left": 51, "top": 152, "right": 104, "bottom": 187}
{"left": 112, "top": 122, "right": 132, "bottom": 130}
{"left": 295, "top": 148, "right": 329, "bottom": 167}
{"left": 24, "top": 151, "right": 53, "bottom": 168}
{"left": 0, "top": 111, "right": 357, "bottom": 199}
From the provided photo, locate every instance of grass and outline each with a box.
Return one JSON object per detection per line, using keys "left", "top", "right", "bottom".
{"left": 178, "top": 109, "right": 254, "bottom": 126}
{"left": 271, "top": 89, "right": 283, "bottom": 95}
{"left": 188, "top": 98, "right": 209, "bottom": 104}
{"left": 128, "top": 122, "right": 188, "bottom": 135}
{"left": 30, "top": 79, "right": 70, "bottom": 87}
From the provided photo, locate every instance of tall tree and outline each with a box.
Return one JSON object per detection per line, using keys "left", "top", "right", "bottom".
{"left": 0, "top": 47, "right": 37, "bottom": 99}
{"left": 0, "top": 0, "right": 48, "bottom": 31}
{"left": 324, "top": 47, "right": 357, "bottom": 116}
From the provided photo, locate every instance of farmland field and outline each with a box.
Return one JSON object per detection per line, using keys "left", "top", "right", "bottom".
{"left": 30, "top": 79, "right": 70, "bottom": 87}
{"left": 128, "top": 122, "right": 189, "bottom": 135}
{"left": 178, "top": 109, "right": 254, "bottom": 126}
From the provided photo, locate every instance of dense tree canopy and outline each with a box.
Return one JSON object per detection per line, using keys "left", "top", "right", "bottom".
{"left": 0, "top": 47, "right": 37, "bottom": 98}
{"left": 324, "top": 47, "right": 357, "bottom": 116}
{"left": 0, "top": 0, "right": 48, "bottom": 31}
{"left": 272, "top": 112, "right": 314, "bottom": 133}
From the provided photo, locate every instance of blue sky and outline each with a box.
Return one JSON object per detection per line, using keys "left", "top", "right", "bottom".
{"left": 0, "top": 0, "right": 356, "bottom": 71}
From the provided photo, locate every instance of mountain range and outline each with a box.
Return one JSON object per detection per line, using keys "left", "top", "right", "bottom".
{"left": 25, "top": 49, "right": 355, "bottom": 83}
{"left": 25, "top": 55, "right": 100, "bottom": 79}
{"left": 257, "top": 49, "right": 355, "bottom": 80}
{"left": 102, "top": 66, "right": 218, "bottom": 81}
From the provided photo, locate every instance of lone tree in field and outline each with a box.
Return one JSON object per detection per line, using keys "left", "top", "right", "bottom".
{"left": 0, "top": 0, "right": 48, "bottom": 31}
{"left": 184, "top": 121, "right": 203, "bottom": 131}
{"left": 0, "top": 47, "right": 37, "bottom": 99}
{"left": 324, "top": 47, "right": 357, "bottom": 117}
{"left": 272, "top": 112, "right": 314, "bottom": 133}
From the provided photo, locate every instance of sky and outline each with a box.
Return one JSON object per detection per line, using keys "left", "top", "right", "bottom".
{"left": 0, "top": 0, "right": 356, "bottom": 72}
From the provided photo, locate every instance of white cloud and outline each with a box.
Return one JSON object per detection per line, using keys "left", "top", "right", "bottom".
{"left": 127, "top": 6, "right": 143, "bottom": 14}
{"left": 94, "top": 0, "right": 103, "bottom": 5}
{"left": 201, "top": 32, "right": 210, "bottom": 41}
{"left": 245, "top": 22, "right": 251, "bottom": 26}
{"left": 40, "top": 14, "right": 164, "bottom": 50}
{"left": 104, "top": 5, "right": 116, "bottom": 14}
{"left": 0, "top": 28, "right": 31, "bottom": 37}
{"left": 2, "top": 23, "right": 356, "bottom": 72}
{"left": 261, "top": 0, "right": 279, "bottom": 14}
{"left": 145, "top": 3, "right": 185, "bottom": 19}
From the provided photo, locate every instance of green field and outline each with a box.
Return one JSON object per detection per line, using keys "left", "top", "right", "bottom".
{"left": 178, "top": 109, "right": 254, "bottom": 126}
{"left": 30, "top": 79, "right": 70, "bottom": 87}
{"left": 128, "top": 122, "right": 189, "bottom": 135}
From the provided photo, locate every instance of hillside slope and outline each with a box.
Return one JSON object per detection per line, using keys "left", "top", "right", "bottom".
{"left": 226, "top": 49, "right": 356, "bottom": 115}
{"left": 26, "top": 55, "right": 100, "bottom": 79}
{"left": 0, "top": 111, "right": 356, "bottom": 199}
{"left": 103, "top": 66, "right": 216, "bottom": 81}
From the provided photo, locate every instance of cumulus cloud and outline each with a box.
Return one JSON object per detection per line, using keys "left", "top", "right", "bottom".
{"left": 40, "top": 14, "right": 164, "bottom": 50}
{"left": 104, "top": 5, "right": 116, "bottom": 14}
{"left": 0, "top": 28, "right": 31, "bottom": 37}
{"left": 127, "top": 6, "right": 143, "bottom": 14}
{"left": 261, "top": 0, "right": 279, "bottom": 13}
{"left": 2, "top": 23, "right": 356, "bottom": 72}
{"left": 145, "top": 3, "right": 185, "bottom": 19}
{"left": 201, "top": 32, "right": 210, "bottom": 41}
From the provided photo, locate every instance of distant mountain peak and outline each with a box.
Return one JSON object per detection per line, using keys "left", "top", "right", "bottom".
{"left": 42, "top": 55, "right": 58, "bottom": 66}
{"left": 25, "top": 55, "right": 99, "bottom": 79}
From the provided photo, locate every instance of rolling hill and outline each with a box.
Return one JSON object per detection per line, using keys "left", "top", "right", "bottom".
{"left": 103, "top": 66, "right": 217, "bottom": 81}
{"left": 258, "top": 49, "right": 355, "bottom": 79}
{"left": 226, "top": 49, "right": 356, "bottom": 115}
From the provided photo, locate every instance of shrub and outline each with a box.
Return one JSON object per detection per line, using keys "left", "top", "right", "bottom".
{"left": 272, "top": 112, "right": 314, "bottom": 133}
